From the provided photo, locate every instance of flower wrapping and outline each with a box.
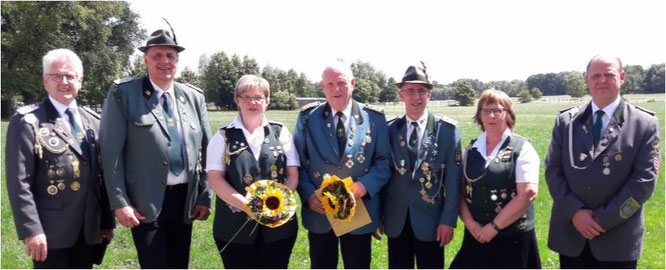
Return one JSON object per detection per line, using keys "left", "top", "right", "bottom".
{"left": 245, "top": 180, "right": 297, "bottom": 228}
{"left": 318, "top": 174, "right": 356, "bottom": 222}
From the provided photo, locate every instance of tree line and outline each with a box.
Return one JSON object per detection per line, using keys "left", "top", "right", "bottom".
{"left": 2, "top": 2, "right": 664, "bottom": 117}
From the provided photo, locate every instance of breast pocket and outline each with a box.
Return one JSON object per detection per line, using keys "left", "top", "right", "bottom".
{"left": 131, "top": 112, "right": 156, "bottom": 127}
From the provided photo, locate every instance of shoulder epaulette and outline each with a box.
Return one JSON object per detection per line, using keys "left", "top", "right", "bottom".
{"left": 559, "top": 106, "right": 579, "bottom": 118}
{"left": 185, "top": 83, "right": 204, "bottom": 94}
{"left": 635, "top": 105, "right": 655, "bottom": 116}
{"left": 268, "top": 120, "right": 284, "bottom": 127}
{"left": 439, "top": 116, "right": 458, "bottom": 126}
{"left": 363, "top": 104, "right": 384, "bottom": 114}
{"left": 114, "top": 77, "right": 134, "bottom": 85}
{"left": 16, "top": 104, "right": 39, "bottom": 115}
{"left": 81, "top": 107, "right": 101, "bottom": 119}
{"left": 301, "top": 101, "right": 321, "bottom": 112}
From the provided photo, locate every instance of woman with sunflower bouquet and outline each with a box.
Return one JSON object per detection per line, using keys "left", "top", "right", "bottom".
{"left": 206, "top": 75, "right": 300, "bottom": 268}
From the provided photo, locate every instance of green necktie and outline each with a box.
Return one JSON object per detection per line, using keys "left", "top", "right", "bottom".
{"left": 162, "top": 93, "right": 184, "bottom": 175}
{"left": 65, "top": 108, "right": 90, "bottom": 160}
{"left": 336, "top": 112, "right": 346, "bottom": 158}
{"left": 593, "top": 110, "right": 605, "bottom": 145}
{"left": 408, "top": 121, "right": 419, "bottom": 171}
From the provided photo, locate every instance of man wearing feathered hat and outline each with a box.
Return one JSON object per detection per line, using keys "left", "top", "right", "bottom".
{"left": 99, "top": 26, "right": 212, "bottom": 268}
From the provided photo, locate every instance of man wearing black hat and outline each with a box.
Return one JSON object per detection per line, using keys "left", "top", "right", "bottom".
{"left": 99, "top": 29, "right": 212, "bottom": 268}
{"left": 378, "top": 63, "right": 462, "bottom": 268}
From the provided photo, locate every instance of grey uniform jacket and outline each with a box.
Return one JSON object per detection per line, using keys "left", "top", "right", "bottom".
{"left": 5, "top": 100, "right": 114, "bottom": 249}
{"left": 99, "top": 77, "right": 212, "bottom": 224}
{"left": 545, "top": 100, "right": 660, "bottom": 261}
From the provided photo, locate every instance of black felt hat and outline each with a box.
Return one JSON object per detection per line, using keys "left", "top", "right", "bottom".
{"left": 396, "top": 62, "right": 432, "bottom": 89}
{"left": 137, "top": 29, "right": 185, "bottom": 53}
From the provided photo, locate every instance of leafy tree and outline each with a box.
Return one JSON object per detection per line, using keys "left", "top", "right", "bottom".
{"left": 519, "top": 90, "right": 533, "bottom": 103}
{"left": 1, "top": 1, "right": 145, "bottom": 117}
{"left": 200, "top": 51, "right": 237, "bottom": 110}
{"left": 530, "top": 87, "right": 542, "bottom": 99}
{"left": 269, "top": 90, "right": 297, "bottom": 110}
{"left": 296, "top": 72, "right": 317, "bottom": 97}
{"left": 453, "top": 80, "right": 476, "bottom": 106}
{"left": 643, "top": 64, "right": 665, "bottom": 93}
{"left": 622, "top": 65, "right": 645, "bottom": 93}
{"left": 124, "top": 55, "right": 147, "bottom": 78}
{"left": 565, "top": 73, "right": 586, "bottom": 98}
{"left": 350, "top": 61, "right": 388, "bottom": 103}
{"left": 177, "top": 67, "right": 199, "bottom": 86}
{"left": 379, "top": 77, "right": 399, "bottom": 102}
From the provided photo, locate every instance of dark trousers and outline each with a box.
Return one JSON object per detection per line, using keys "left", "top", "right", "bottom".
{"left": 559, "top": 242, "right": 637, "bottom": 269}
{"left": 308, "top": 230, "right": 372, "bottom": 269}
{"left": 33, "top": 231, "right": 95, "bottom": 269}
{"left": 131, "top": 184, "right": 192, "bottom": 269}
{"left": 388, "top": 218, "right": 443, "bottom": 269}
{"left": 214, "top": 229, "right": 297, "bottom": 269}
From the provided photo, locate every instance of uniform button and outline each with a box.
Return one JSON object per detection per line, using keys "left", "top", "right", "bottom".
{"left": 163, "top": 161, "right": 168, "bottom": 166}
{"left": 168, "top": 142, "right": 172, "bottom": 146}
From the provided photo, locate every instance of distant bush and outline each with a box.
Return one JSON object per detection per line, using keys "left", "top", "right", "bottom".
{"left": 530, "top": 87, "right": 542, "bottom": 100}
{"left": 269, "top": 90, "right": 298, "bottom": 110}
{"left": 519, "top": 90, "right": 533, "bottom": 103}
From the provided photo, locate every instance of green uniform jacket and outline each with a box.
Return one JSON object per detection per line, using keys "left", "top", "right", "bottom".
{"left": 100, "top": 77, "right": 212, "bottom": 224}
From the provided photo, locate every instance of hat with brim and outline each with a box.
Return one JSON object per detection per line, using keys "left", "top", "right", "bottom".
{"left": 396, "top": 63, "right": 433, "bottom": 89}
{"left": 137, "top": 29, "right": 185, "bottom": 53}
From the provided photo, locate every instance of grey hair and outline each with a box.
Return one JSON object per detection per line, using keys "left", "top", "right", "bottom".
{"left": 42, "top": 48, "right": 84, "bottom": 77}
{"left": 321, "top": 60, "right": 354, "bottom": 81}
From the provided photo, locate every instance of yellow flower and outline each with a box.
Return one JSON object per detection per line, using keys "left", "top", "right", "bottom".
{"left": 322, "top": 192, "right": 339, "bottom": 215}
{"left": 260, "top": 185, "right": 286, "bottom": 218}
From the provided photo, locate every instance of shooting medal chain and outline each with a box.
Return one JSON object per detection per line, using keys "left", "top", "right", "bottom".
{"left": 462, "top": 144, "right": 487, "bottom": 202}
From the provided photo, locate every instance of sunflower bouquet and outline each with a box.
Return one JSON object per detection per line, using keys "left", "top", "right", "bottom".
{"left": 319, "top": 174, "right": 356, "bottom": 222}
{"left": 245, "top": 180, "right": 297, "bottom": 228}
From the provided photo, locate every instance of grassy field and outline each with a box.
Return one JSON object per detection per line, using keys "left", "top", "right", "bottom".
{"left": 2, "top": 94, "right": 664, "bottom": 268}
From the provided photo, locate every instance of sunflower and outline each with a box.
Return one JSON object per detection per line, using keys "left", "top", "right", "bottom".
{"left": 322, "top": 192, "right": 339, "bottom": 215}
{"left": 245, "top": 180, "right": 297, "bottom": 228}
{"left": 318, "top": 174, "right": 357, "bottom": 222}
{"left": 260, "top": 185, "right": 286, "bottom": 218}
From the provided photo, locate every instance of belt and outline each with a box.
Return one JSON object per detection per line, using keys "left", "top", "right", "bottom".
{"left": 165, "top": 183, "right": 188, "bottom": 191}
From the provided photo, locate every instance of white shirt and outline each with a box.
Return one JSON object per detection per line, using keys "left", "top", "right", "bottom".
{"left": 331, "top": 101, "right": 353, "bottom": 131}
{"left": 150, "top": 79, "right": 188, "bottom": 185}
{"left": 205, "top": 114, "right": 301, "bottom": 172}
{"left": 591, "top": 95, "right": 621, "bottom": 133}
{"left": 48, "top": 96, "right": 87, "bottom": 139}
{"left": 469, "top": 128, "right": 540, "bottom": 184}
{"left": 405, "top": 109, "right": 429, "bottom": 152}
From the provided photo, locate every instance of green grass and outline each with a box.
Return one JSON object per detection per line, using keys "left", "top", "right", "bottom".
{"left": 2, "top": 94, "right": 664, "bottom": 268}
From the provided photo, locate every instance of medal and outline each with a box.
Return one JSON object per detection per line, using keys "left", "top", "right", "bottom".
{"left": 501, "top": 192, "right": 508, "bottom": 199}
{"left": 345, "top": 159, "right": 354, "bottom": 169}
{"left": 357, "top": 154, "right": 365, "bottom": 163}
{"left": 400, "top": 141, "right": 406, "bottom": 147}
{"left": 264, "top": 138, "right": 269, "bottom": 144}
{"left": 365, "top": 136, "right": 372, "bottom": 144}
{"left": 57, "top": 180, "right": 66, "bottom": 191}
{"left": 419, "top": 177, "right": 425, "bottom": 183}
{"left": 39, "top": 127, "right": 50, "bottom": 137}
{"left": 47, "top": 168, "right": 56, "bottom": 178}
{"left": 70, "top": 181, "right": 81, "bottom": 191}
{"left": 179, "top": 95, "right": 185, "bottom": 103}
{"left": 579, "top": 153, "right": 588, "bottom": 161}
{"left": 72, "top": 160, "right": 80, "bottom": 178}
{"left": 270, "top": 165, "right": 278, "bottom": 179}
{"left": 490, "top": 194, "right": 498, "bottom": 201}
{"left": 167, "top": 118, "right": 175, "bottom": 127}
{"left": 327, "top": 123, "right": 331, "bottom": 128}
{"left": 314, "top": 171, "right": 321, "bottom": 179}
{"left": 603, "top": 168, "right": 610, "bottom": 175}
{"left": 243, "top": 174, "right": 253, "bottom": 184}
{"left": 279, "top": 168, "right": 284, "bottom": 175}
{"left": 425, "top": 182, "right": 432, "bottom": 189}
{"left": 602, "top": 155, "right": 609, "bottom": 163}
{"left": 56, "top": 167, "right": 65, "bottom": 177}
{"left": 614, "top": 153, "right": 623, "bottom": 162}
{"left": 47, "top": 185, "right": 58, "bottom": 195}
{"left": 495, "top": 205, "right": 502, "bottom": 213}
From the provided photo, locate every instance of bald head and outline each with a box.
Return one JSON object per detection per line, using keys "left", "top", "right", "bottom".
{"left": 586, "top": 55, "right": 623, "bottom": 74}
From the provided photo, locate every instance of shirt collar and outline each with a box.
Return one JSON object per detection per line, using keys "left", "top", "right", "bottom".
{"left": 331, "top": 101, "right": 353, "bottom": 120}
{"left": 591, "top": 95, "right": 621, "bottom": 117}
{"left": 48, "top": 95, "right": 78, "bottom": 117}
{"left": 149, "top": 78, "right": 175, "bottom": 101}
{"left": 226, "top": 114, "right": 270, "bottom": 133}
{"left": 472, "top": 128, "right": 512, "bottom": 155}
{"left": 406, "top": 109, "right": 429, "bottom": 127}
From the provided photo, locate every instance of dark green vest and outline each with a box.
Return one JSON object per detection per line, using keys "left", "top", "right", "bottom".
{"left": 212, "top": 122, "right": 298, "bottom": 244}
{"left": 463, "top": 134, "right": 535, "bottom": 235}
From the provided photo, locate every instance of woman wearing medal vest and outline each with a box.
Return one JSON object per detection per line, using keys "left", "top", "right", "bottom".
{"left": 450, "top": 89, "right": 541, "bottom": 268}
{"left": 205, "top": 75, "right": 300, "bottom": 268}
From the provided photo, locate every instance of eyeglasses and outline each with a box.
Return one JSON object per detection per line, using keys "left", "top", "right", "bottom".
{"left": 481, "top": 108, "right": 507, "bottom": 115}
{"left": 402, "top": 89, "right": 430, "bottom": 96}
{"left": 46, "top": 73, "right": 79, "bottom": 83}
{"left": 238, "top": 95, "right": 266, "bottom": 102}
